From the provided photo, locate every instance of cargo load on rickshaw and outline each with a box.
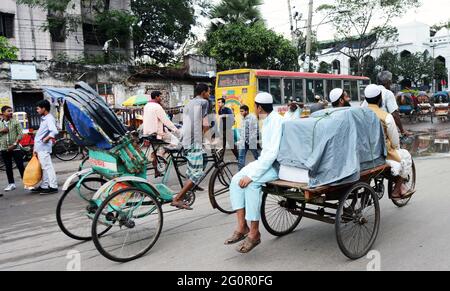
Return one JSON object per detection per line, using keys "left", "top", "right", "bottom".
{"left": 260, "top": 106, "right": 416, "bottom": 260}
{"left": 277, "top": 107, "right": 387, "bottom": 188}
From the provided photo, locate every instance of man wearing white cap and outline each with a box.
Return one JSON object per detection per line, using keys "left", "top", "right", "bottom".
{"left": 225, "top": 92, "right": 284, "bottom": 253}
{"left": 364, "top": 84, "right": 413, "bottom": 200}
{"left": 362, "top": 71, "right": 410, "bottom": 136}
{"left": 284, "top": 97, "right": 302, "bottom": 120}
{"left": 329, "top": 88, "right": 351, "bottom": 108}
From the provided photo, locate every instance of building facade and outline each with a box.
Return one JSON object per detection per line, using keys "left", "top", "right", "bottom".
{"left": 317, "top": 21, "right": 450, "bottom": 90}
{"left": 0, "top": 0, "right": 133, "bottom": 61}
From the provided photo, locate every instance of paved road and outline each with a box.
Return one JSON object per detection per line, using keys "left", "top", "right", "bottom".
{"left": 0, "top": 152, "right": 449, "bottom": 271}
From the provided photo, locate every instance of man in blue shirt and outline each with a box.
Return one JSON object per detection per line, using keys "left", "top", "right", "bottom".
{"left": 32, "top": 100, "right": 59, "bottom": 194}
{"left": 225, "top": 92, "right": 284, "bottom": 253}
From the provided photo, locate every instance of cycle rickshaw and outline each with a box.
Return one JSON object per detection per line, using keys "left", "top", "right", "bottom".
{"left": 261, "top": 162, "right": 416, "bottom": 260}
{"left": 56, "top": 82, "right": 238, "bottom": 262}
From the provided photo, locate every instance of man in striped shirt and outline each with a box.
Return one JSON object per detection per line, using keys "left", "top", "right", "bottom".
{"left": 0, "top": 106, "right": 25, "bottom": 194}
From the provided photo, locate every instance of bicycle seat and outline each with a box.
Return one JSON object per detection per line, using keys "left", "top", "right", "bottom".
{"left": 141, "top": 134, "right": 168, "bottom": 145}
{"left": 164, "top": 144, "right": 183, "bottom": 153}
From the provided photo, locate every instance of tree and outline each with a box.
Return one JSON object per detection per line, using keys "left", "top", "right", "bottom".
{"left": 0, "top": 37, "right": 19, "bottom": 60}
{"left": 375, "top": 50, "right": 401, "bottom": 82}
{"left": 317, "top": 62, "right": 331, "bottom": 74}
{"left": 132, "top": 0, "right": 200, "bottom": 64}
{"left": 398, "top": 52, "right": 432, "bottom": 87}
{"left": 318, "top": 0, "right": 421, "bottom": 75}
{"left": 210, "top": 0, "right": 263, "bottom": 30}
{"left": 201, "top": 23, "right": 298, "bottom": 71}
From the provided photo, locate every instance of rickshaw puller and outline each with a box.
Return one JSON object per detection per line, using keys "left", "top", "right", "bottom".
{"left": 364, "top": 84, "right": 413, "bottom": 200}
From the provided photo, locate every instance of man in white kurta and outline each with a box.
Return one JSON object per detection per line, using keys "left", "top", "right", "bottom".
{"left": 225, "top": 92, "right": 284, "bottom": 253}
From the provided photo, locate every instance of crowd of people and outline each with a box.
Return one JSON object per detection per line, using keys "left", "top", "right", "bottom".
{"left": 0, "top": 71, "right": 413, "bottom": 256}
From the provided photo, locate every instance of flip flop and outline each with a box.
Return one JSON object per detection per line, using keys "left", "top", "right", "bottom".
{"left": 170, "top": 200, "right": 193, "bottom": 210}
{"left": 236, "top": 237, "right": 261, "bottom": 254}
{"left": 224, "top": 231, "right": 248, "bottom": 245}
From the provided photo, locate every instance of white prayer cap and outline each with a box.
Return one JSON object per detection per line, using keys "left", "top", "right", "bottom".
{"left": 365, "top": 84, "right": 382, "bottom": 99}
{"left": 255, "top": 92, "right": 273, "bottom": 104}
{"left": 329, "top": 88, "right": 344, "bottom": 103}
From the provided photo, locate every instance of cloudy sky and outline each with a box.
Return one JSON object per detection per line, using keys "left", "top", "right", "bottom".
{"left": 201, "top": 0, "right": 450, "bottom": 41}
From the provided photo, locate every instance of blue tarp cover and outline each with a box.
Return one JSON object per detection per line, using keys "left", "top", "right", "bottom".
{"left": 277, "top": 107, "right": 387, "bottom": 188}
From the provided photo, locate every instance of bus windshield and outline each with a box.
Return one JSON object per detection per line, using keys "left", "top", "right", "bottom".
{"left": 218, "top": 73, "right": 250, "bottom": 87}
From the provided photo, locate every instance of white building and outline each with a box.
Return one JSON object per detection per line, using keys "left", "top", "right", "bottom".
{"left": 0, "top": 0, "right": 133, "bottom": 61}
{"left": 317, "top": 21, "right": 450, "bottom": 90}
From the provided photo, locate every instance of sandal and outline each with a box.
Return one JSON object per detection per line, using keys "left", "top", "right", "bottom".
{"left": 170, "top": 200, "right": 193, "bottom": 210}
{"left": 236, "top": 237, "right": 261, "bottom": 254}
{"left": 224, "top": 231, "right": 248, "bottom": 245}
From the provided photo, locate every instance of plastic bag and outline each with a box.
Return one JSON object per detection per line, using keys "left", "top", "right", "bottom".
{"left": 23, "top": 154, "right": 42, "bottom": 189}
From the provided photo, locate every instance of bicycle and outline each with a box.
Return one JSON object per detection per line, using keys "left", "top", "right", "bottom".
{"left": 142, "top": 135, "right": 238, "bottom": 214}
{"left": 54, "top": 137, "right": 86, "bottom": 162}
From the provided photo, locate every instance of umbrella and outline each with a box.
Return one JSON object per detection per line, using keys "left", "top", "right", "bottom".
{"left": 122, "top": 94, "right": 151, "bottom": 107}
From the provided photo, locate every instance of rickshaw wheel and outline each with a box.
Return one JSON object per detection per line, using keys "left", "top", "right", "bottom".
{"left": 389, "top": 161, "right": 416, "bottom": 208}
{"left": 335, "top": 182, "right": 380, "bottom": 260}
{"left": 261, "top": 192, "right": 304, "bottom": 237}
{"left": 91, "top": 187, "right": 163, "bottom": 263}
{"left": 56, "top": 177, "right": 110, "bottom": 241}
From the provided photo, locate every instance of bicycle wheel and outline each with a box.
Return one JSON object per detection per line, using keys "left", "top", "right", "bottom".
{"left": 389, "top": 161, "right": 416, "bottom": 208}
{"left": 56, "top": 177, "right": 109, "bottom": 241}
{"left": 261, "top": 192, "right": 303, "bottom": 236}
{"left": 91, "top": 187, "right": 163, "bottom": 263}
{"left": 335, "top": 182, "right": 380, "bottom": 260}
{"left": 208, "top": 162, "right": 239, "bottom": 214}
{"left": 54, "top": 138, "right": 80, "bottom": 161}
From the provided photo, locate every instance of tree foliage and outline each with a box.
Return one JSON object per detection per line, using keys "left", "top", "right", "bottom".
{"left": 0, "top": 37, "right": 19, "bottom": 60}
{"left": 132, "top": 0, "right": 197, "bottom": 64}
{"left": 317, "top": 62, "right": 331, "bottom": 74}
{"left": 318, "top": 0, "right": 421, "bottom": 75}
{"left": 210, "top": 0, "right": 263, "bottom": 30}
{"left": 201, "top": 23, "right": 298, "bottom": 71}
{"left": 376, "top": 50, "right": 401, "bottom": 82}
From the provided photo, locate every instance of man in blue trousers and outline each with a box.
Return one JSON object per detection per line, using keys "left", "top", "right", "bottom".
{"left": 225, "top": 92, "right": 284, "bottom": 253}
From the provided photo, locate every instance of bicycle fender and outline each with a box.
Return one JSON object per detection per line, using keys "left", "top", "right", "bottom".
{"left": 62, "top": 168, "right": 94, "bottom": 191}
{"left": 92, "top": 176, "right": 160, "bottom": 201}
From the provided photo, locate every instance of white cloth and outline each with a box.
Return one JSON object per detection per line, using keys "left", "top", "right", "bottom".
{"left": 385, "top": 114, "right": 400, "bottom": 149}
{"left": 284, "top": 108, "right": 301, "bottom": 120}
{"left": 387, "top": 149, "right": 412, "bottom": 179}
{"left": 384, "top": 113, "right": 412, "bottom": 179}
{"left": 38, "top": 151, "right": 57, "bottom": 189}
{"left": 229, "top": 111, "right": 283, "bottom": 221}
{"left": 244, "top": 111, "right": 284, "bottom": 182}
{"left": 362, "top": 86, "right": 399, "bottom": 114}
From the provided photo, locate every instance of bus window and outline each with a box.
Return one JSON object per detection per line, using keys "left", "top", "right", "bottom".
{"left": 333, "top": 80, "right": 343, "bottom": 90}
{"left": 314, "top": 80, "right": 324, "bottom": 99}
{"left": 258, "top": 78, "right": 269, "bottom": 93}
{"left": 294, "top": 79, "right": 304, "bottom": 103}
{"left": 344, "top": 80, "right": 351, "bottom": 100}
{"left": 306, "top": 79, "right": 314, "bottom": 103}
{"left": 218, "top": 73, "right": 250, "bottom": 87}
{"left": 350, "top": 81, "right": 359, "bottom": 101}
{"left": 270, "top": 79, "right": 282, "bottom": 104}
{"left": 284, "top": 79, "right": 294, "bottom": 102}
{"left": 326, "top": 80, "right": 333, "bottom": 100}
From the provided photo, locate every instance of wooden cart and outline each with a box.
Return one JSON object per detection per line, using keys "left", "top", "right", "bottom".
{"left": 261, "top": 163, "right": 416, "bottom": 260}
